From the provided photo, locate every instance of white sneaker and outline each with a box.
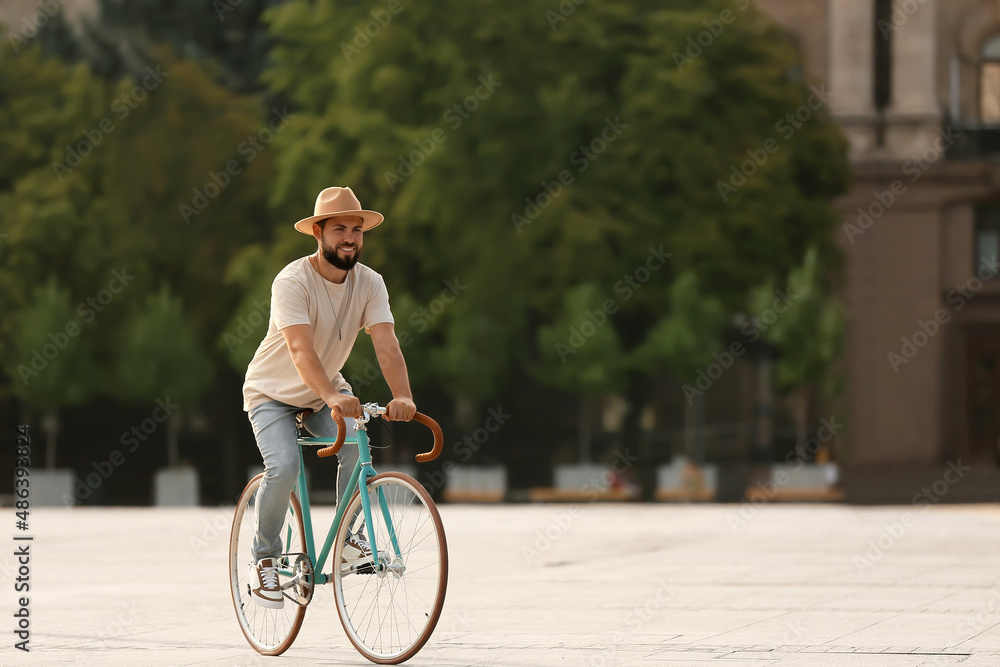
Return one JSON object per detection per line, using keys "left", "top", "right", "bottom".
{"left": 249, "top": 557, "right": 283, "bottom": 609}
{"left": 341, "top": 533, "right": 372, "bottom": 569}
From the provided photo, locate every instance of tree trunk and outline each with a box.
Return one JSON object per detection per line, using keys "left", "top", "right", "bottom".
{"left": 578, "top": 395, "right": 593, "bottom": 463}
{"left": 793, "top": 387, "right": 809, "bottom": 460}
{"left": 167, "top": 411, "right": 181, "bottom": 468}
{"left": 624, "top": 373, "right": 652, "bottom": 500}
{"left": 42, "top": 408, "right": 58, "bottom": 469}
{"left": 453, "top": 396, "right": 477, "bottom": 433}
{"left": 683, "top": 397, "right": 695, "bottom": 462}
{"left": 694, "top": 391, "right": 707, "bottom": 466}
{"left": 754, "top": 353, "right": 774, "bottom": 461}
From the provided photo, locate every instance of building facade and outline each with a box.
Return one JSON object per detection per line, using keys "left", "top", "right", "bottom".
{"left": 757, "top": 0, "right": 1000, "bottom": 469}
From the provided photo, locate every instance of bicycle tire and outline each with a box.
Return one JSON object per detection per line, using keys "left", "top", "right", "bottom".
{"left": 331, "top": 472, "right": 448, "bottom": 664}
{"left": 229, "top": 473, "right": 307, "bottom": 655}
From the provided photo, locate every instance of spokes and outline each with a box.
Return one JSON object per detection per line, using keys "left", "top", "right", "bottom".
{"left": 229, "top": 476, "right": 306, "bottom": 655}
{"left": 334, "top": 474, "right": 447, "bottom": 663}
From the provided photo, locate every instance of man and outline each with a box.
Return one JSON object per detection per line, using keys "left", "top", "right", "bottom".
{"left": 242, "top": 186, "right": 416, "bottom": 609}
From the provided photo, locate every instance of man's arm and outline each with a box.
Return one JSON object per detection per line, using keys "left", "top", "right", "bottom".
{"left": 281, "top": 323, "right": 361, "bottom": 417}
{"left": 368, "top": 322, "right": 417, "bottom": 421}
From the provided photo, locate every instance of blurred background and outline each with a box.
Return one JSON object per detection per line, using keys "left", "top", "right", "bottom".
{"left": 2, "top": 0, "right": 998, "bottom": 507}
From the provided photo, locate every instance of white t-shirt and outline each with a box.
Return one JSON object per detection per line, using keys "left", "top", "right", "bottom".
{"left": 242, "top": 257, "right": 394, "bottom": 412}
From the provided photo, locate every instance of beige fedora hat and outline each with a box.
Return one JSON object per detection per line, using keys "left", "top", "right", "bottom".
{"left": 293, "top": 187, "right": 384, "bottom": 234}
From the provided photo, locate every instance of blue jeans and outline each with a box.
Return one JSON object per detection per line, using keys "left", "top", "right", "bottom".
{"left": 247, "top": 395, "right": 357, "bottom": 562}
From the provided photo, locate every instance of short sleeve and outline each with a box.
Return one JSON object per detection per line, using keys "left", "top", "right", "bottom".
{"left": 362, "top": 274, "right": 394, "bottom": 332}
{"left": 272, "top": 276, "right": 311, "bottom": 330}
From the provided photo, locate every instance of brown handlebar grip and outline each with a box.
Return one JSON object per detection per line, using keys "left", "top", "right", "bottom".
{"left": 412, "top": 412, "right": 443, "bottom": 463}
{"left": 316, "top": 408, "right": 347, "bottom": 458}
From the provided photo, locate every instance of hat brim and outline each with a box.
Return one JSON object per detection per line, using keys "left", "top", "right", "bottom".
{"left": 293, "top": 210, "right": 384, "bottom": 235}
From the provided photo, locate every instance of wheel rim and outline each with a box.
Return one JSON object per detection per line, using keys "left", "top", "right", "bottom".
{"left": 229, "top": 474, "right": 307, "bottom": 655}
{"left": 333, "top": 473, "right": 448, "bottom": 663}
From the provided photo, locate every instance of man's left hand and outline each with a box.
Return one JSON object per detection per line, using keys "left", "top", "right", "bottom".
{"left": 385, "top": 397, "right": 417, "bottom": 422}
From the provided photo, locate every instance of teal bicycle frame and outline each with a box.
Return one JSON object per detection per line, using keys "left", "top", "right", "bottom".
{"left": 284, "top": 426, "right": 402, "bottom": 586}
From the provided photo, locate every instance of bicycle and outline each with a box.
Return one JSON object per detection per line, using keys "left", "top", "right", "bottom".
{"left": 229, "top": 402, "right": 448, "bottom": 663}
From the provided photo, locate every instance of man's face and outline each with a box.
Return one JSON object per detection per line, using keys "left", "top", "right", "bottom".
{"left": 316, "top": 216, "right": 364, "bottom": 270}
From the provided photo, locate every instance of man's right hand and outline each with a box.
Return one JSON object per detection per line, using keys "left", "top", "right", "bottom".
{"left": 327, "top": 392, "right": 362, "bottom": 419}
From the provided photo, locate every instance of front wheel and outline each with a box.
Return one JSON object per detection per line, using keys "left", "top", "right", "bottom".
{"left": 332, "top": 472, "right": 449, "bottom": 664}
{"left": 229, "top": 473, "right": 307, "bottom": 655}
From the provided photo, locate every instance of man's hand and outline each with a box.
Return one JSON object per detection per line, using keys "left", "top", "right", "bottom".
{"left": 327, "top": 392, "right": 362, "bottom": 419}
{"left": 385, "top": 397, "right": 416, "bottom": 422}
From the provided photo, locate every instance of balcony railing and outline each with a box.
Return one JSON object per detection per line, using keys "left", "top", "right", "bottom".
{"left": 946, "top": 123, "right": 1000, "bottom": 158}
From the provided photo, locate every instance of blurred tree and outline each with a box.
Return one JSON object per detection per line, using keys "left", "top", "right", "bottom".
{"left": 633, "top": 272, "right": 727, "bottom": 465}
{"left": 537, "top": 283, "right": 628, "bottom": 461}
{"left": 115, "top": 286, "right": 213, "bottom": 466}
{"left": 1, "top": 279, "right": 100, "bottom": 468}
{"left": 747, "top": 246, "right": 845, "bottom": 457}
{"left": 0, "top": 45, "right": 109, "bottom": 432}
{"left": 0, "top": 44, "right": 278, "bottom": 461}
{"left": 260, "top": 0, "right": 849, "bottom": 455}
{"left": 217, "top": 243, "right": 283, "bottom": 373}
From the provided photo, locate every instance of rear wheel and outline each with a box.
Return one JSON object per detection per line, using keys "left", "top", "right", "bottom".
{"left": 332, "top": 472, "right": 448, "bottom": 664}
{"left": 229, "top": 473, "right": 308, "bottom": 655}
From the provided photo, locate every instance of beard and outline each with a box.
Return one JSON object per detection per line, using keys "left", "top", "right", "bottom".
{"left": 321, "top": 239, "right": 361, "bottom": 271}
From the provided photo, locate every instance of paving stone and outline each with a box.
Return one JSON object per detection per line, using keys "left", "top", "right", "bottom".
{"left": 10, "top": 503, "right": 1000, "bottom": 665}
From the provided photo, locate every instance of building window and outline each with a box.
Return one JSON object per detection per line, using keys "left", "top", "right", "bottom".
{"left": 873, "top": 0, "right": 893, "bottom": 113}
{"left": 981, "top": 35, "right": 1000, "bottom": 124}
{"left": 976, "top": 205, "right": 1000, "bottom": 269}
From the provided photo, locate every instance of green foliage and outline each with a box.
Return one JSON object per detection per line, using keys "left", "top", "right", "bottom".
{"left": 633, "top": 272, "right": 727, "bottom": 382}
{"left": 115, "top": 285, "right": 212, "bottom": 404}
{"left": 260, "top": 0, "right": 851, "bottom": 406}
{"left": 1, "top": 0, "right": 853, "bottom": 458}
{"left": 217, "top": 244, "right": 282, "bottom": 372}
{"left": 0, "top": 43, "right": 276, "bottom": 406}
{"left": 2, "top": 279, "right": 99, "bottom": 406}
{"left": 748, "top": 246, "right": 845, "bottom": 399}
{"left": 537, "top": 283, "right": 627, "bottom": 394}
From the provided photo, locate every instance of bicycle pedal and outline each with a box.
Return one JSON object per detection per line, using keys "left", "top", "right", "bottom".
{"left": 342, "top": 561, "right": 375, "bottom": 575}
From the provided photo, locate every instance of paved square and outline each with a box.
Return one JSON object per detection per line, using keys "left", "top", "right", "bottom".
{"left": 7, "top": 503, "right": 1000, "bottom": 665}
